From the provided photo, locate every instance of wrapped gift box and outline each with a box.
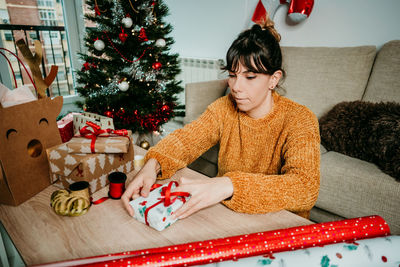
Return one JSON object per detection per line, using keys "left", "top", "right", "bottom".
{"left": 57, "top": 112, "right": 81, "bottom": 143}
{"left": 73, "top": 112, "right": 114, "bottom": 134}
{"left": 67, "top": 130, "right": 131, "bottom": 154}
{"left": 129, "top": 181, "right": 190, "bottom": 231}
{"left": 46, "top": 139, "right": 134, "bottom": 194}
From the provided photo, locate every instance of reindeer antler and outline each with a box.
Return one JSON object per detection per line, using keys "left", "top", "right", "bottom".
{"left": 16, "top": 39, "right": 58, "bottom": 99}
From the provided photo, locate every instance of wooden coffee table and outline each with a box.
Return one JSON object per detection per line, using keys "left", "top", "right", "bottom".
{"left": 0, "top": 146, "right": 312, "bottom": 266}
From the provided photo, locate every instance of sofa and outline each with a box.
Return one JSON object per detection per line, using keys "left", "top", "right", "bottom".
{"left": 183, "top": 40, "right": 400, "bottom": 234}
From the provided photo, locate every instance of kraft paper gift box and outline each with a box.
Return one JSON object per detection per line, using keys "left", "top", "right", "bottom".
{"left": 66, "top": 130, "right": 131, "bottom": 154}
{"left": 129, "top": 181, "right": 190, "bottom": 231}
{"left": 46, "top": 139, "right": 134, "bottom": 194}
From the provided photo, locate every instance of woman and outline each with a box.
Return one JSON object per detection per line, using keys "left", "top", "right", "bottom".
{"left": 121, "top": 20, "right": 320, "bottom": 220}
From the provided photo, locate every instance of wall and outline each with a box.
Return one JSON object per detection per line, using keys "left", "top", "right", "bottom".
{"left": 164, "top": 0, "right": 400, "bottom": 60}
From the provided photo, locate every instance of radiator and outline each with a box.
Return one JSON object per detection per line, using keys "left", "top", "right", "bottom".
{"left": 177, "top": 58, "right": 226, "bottom": 85}
{"left": 175, "top": 58, "right": 227, "bottom": 106}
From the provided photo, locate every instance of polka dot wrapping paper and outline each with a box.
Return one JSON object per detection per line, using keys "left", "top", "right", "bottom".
{"left": 45, "top": 215, "right": 391, "bottom": 266}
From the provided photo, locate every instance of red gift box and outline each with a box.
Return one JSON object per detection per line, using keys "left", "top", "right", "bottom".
{"left": 57, "top": 112, "right": 80, "bottom": 143}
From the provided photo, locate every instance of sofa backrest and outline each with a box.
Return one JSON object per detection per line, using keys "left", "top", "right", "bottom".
{"left": 362, "top": 40, "right": 400, "bottom": 103}
{"left": 184, "top": 79, "right": 228, "bottom": 125}
{"left": 281, "top": 46, "right": 376, "bottom": 118}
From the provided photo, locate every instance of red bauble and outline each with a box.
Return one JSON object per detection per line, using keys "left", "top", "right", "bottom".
{"left": 119, "top": 31, "right": 128, "bottom": 42}
{"left": 152, "top": 62, "right": 162, "bottom": 70}
{"left": 161, "top": 104, "right": 170, "bottom": 112}
{"left": 104, "top": 110, "right": 114, "bottom": 118}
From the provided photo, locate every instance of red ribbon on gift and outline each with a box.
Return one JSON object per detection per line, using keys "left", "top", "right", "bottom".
{"left": 144, "top": 181, "right": 190, "bottom": 226}
{"left": 79, "top": 121, "right": 129, "bottom": 153}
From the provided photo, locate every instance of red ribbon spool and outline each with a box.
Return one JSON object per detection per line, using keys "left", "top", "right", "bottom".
{"left": 92, "top": 172, "right": 127, "bottom": 205}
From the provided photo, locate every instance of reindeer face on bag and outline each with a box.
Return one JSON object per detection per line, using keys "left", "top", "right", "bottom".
{"left": 0, "top": 96, "right": 63, "bottom": 205}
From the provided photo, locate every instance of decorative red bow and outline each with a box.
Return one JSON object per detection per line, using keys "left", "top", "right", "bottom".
{"left": 79, "top": 121, "right": 129, "bottom": 153}
{"left": 144, "top": 181, "right": 190, "bottom": 226}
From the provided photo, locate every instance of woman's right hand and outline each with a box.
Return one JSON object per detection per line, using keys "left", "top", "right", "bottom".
{"left": 121, "top": 158, "right": 160, "bottom": 216}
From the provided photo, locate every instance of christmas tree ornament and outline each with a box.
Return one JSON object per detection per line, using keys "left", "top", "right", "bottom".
{"left": 138, "top": 27, "right": 148, "bottom": 42}
{"left": 122, "top": 17, "right": 133, "bottom": 28}
{"left": 104, "top": 110, "right": 114, "bottom": 118}
{"left": 139, "top": 140, "right": 150, "bottom": 150}
{"left": 152, "top": 62, "right": 162, "bottom": 70}
{"left": 119, "top": 27, "right": 128, "bottom": 42}
{"left": 94, "top": 39, "right": 105, "bottom": 51}
{"left": 83, "top": 62, "right": 91, "bottom": 71}
{"left": 155, "top": 38, "right": 166, "bottom": 47}
{"left": 118, "top": 80, "right": 130, "bottom": 91}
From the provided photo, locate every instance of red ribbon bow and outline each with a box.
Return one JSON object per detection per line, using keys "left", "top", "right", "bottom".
{"left": 79, "top": 121, "right": 129, "bottom": 153}
{"left": 144, "top": 181, "right": 190, "bottom": 226}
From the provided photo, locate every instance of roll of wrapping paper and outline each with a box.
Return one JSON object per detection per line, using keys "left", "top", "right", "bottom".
{"left": 38, "top": 215, "right": 390, "bottom": 267}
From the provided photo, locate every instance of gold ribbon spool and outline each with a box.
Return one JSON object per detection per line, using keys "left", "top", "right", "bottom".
{"left": 50, "top": 181, "right": 91, "bottom": 217}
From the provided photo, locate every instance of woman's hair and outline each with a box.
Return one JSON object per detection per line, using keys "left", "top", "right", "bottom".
{"left": 222, "top": 15, "right": 286, "bottom": 90}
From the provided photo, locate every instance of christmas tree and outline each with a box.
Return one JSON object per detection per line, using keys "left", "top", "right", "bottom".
{"left": 76, "top": 0, "right": 184, "bottom": 134}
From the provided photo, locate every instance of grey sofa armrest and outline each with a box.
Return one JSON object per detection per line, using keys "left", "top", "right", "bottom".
{"left": 184, "top": 79, "right": 228, "bottom": 125}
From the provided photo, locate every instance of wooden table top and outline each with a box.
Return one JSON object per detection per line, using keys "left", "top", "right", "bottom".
{"left": 0, "top": 146, "right": 312, "bottom": 266}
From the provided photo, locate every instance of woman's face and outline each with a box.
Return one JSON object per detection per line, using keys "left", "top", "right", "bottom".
{"left": 228, "top": 62, "right": 282, "bottom": 119}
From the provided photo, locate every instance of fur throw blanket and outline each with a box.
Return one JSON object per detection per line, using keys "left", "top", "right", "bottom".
{"left": 319, "top": 100, "right": 400, "bottom": 181}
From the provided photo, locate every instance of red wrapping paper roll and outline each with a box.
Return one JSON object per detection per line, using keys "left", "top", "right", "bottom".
{"left": 38, "top": 215, "right": 390, "bottom": 267}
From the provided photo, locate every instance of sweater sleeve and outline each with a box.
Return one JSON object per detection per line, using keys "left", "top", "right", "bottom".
{"left": 144, "top": 98, "right": 225, "bottom": 179}
{"left": 222, "top": 108, "right": 320, "bottom": 216}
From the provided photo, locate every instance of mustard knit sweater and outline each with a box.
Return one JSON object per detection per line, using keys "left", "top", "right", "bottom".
{"left": 145, "top": 91, "right": 320, "bottom": 218}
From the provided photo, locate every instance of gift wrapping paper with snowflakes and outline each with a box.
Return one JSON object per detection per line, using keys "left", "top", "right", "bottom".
{"left": 129, "top": 181, "right": 190, "bottom": 231}
{"left": 66, "top": 130, "right": 131, "bottom": 154}
{"left": 204, "top": 235, "right": 400, "bottom": 267}
{"left": 46, "top": 139, "right": 134, "bottom": 194}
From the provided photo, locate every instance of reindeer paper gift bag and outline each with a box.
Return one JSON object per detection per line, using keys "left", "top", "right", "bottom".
{"left": 0, "top": 96, "right": 63, "bottom": 205}
{"left": 0, "top": 41, "right": 61, "bottom": 206}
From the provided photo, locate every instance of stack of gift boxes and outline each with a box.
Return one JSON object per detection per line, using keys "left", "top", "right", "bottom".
{"left": 48, "top": 112, "right": 134, "bottom": 194}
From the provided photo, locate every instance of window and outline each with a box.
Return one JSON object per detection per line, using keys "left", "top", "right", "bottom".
{"left": 4, "top": 31, "right": 13, "bottom": 41}
{"left": 39, "top": 10, "right": 57, "bottom": 26}
{"left": 38, "top": 0, "right": 54, "bottom": 8}
{"left": 29, "top": 32, "right": 38, "bottom": 40}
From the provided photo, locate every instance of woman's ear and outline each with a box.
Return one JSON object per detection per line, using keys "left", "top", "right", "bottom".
{"left": 269, "top": 70, "right": 283, "bottom": 90}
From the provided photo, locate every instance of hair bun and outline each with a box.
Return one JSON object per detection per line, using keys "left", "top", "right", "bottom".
{"left": 258, "top": 13, "right": 281, "bottom": 42}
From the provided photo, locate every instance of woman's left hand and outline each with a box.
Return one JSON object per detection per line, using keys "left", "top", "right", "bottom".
{"left": 171, "top": 176, "right": 234, "bottom": 219}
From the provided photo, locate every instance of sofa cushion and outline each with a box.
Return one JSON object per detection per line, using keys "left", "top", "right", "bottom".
{"left": 319, "top": 100, "right": 400, "bottom": 181}
{"left": 281, "top": 46, "right": 376, "bottom": 118}
{"left": 362, "top": 40, "right": 400, "bottom": 103}
{"left": 318, "top": 151, "right": 400, "bottom": 234}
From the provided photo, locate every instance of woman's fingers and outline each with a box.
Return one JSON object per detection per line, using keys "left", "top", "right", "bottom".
{"left": 141, "top": 179, "right": 153, "bottom": 197}
{"left": 172, "top": 196, "right": 201, "bottom": 219}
